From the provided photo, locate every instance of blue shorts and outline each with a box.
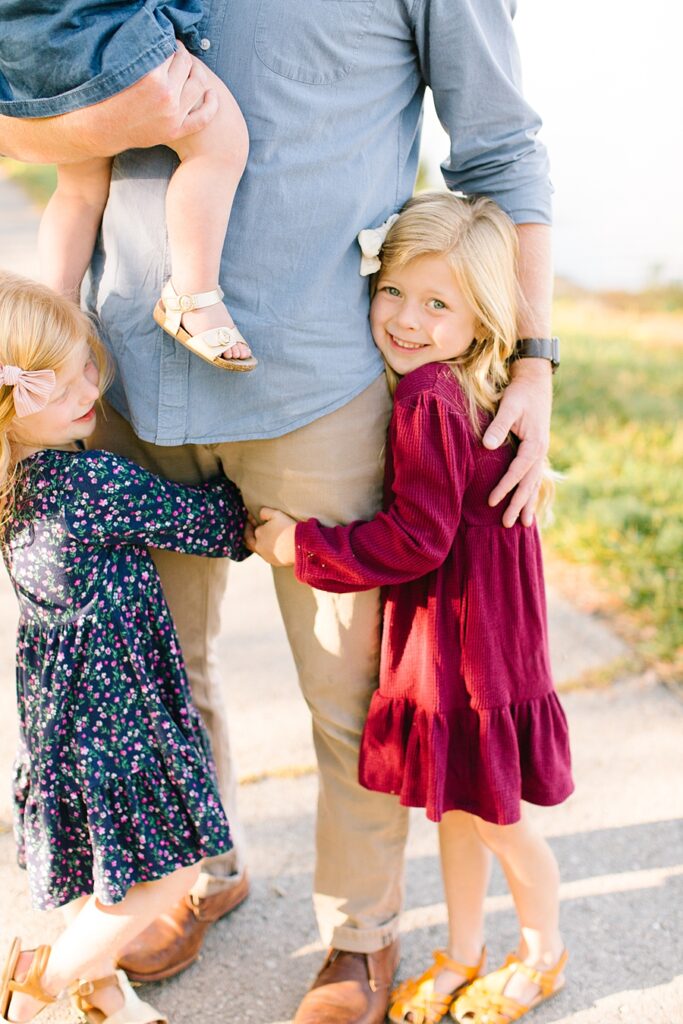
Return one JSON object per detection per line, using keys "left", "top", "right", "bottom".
{"left": 0, "top": 1, "right": 204, "bottom": 117}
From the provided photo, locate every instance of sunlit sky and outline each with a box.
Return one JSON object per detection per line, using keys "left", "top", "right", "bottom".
{"left": 420, "top": 1, "right": 683, "bottom": 290}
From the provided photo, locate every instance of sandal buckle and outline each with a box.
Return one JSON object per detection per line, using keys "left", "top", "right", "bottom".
{"left": 77, "top": 980, "right": 95, "bottom": 996}
{"left": 178, "top": 294, "right": 196, "bottom": 313}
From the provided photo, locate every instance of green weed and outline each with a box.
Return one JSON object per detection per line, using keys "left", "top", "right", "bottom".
{"left": 547, "top": 313, "right": 682, "bottom": 673}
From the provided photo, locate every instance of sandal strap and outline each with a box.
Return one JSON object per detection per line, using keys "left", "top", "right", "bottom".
{"left": 192, "top": 324, "right": 249, "bottom": 353}
{"left": 69, "top": 970, "right": 167, "bottom": 1024}
{"left": 161, "top": 281, "right": 224, "bottom": 314}
{"left": 507, "top": 949, "right": 568, "bottom": 998}
{"left": 433, "top": 947, "right": 486, "bottom": 982}
{"left": 68, "top": 974, "right": 119, "bottom": 1009}
{"left": 11, "top": 945, "right": 55, "bottom": 1005}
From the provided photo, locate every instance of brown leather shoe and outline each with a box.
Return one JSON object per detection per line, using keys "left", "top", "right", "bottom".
{"left": 293, "top": 940, "right": 400, "bottom": 1024}
{"left": 117, "top": 870, "right": 249, "bottom": 982}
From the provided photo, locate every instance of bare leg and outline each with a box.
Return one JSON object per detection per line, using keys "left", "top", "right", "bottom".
{"left": 473, "top": 808, "right": 565, "bottom": 1003}
{"left": 167, "top": 63, "right": 251, "bottom": 361}
{"left": 429, "top": 812, "right": 491, "bottom": 998}
{"left": 38, "top": 158, "right": 112, "bottom": 301}
{"left": 8, "top": 863, "right": 199, "bottom": 1023}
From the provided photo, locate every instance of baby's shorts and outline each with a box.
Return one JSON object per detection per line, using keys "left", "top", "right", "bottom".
{"left": 0, "top": 0, "right": 205, "bottom": 117}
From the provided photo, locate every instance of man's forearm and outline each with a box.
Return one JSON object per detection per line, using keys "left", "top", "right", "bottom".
{"left": 515, "top": 222, "right": 553, "bottom": 339}
{"left": 0, "top": 111, "right": 104, "bottom": 163}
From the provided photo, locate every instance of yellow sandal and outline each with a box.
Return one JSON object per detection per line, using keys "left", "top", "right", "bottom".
{"left": 153, "top": 280, "right": 257, "bottom": 372}
{"left": 451, "top": 949, "right": 568, "bottom": 1023}
{"left": 0, "top": 938, "right": 56, "bottom": 1024}
{"left": 388, "top": 948, "right": 486, "bottom": 1024}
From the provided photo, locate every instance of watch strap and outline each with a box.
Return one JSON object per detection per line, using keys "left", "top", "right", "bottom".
{"left": 515, "top": 336, "right": 560, "bottom": 372}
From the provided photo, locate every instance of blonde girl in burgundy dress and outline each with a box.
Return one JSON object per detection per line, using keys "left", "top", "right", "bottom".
{"left": 249, "top": 193, "right": 573, "bottom": 1024}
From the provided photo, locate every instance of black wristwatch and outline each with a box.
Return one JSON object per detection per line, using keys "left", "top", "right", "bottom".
{"left": 515, "top": 337, "right": 560, "bottom": 373}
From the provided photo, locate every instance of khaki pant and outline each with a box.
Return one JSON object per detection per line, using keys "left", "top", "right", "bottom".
{"left": 91, "top": 376, "right": 408, "bottom": 952}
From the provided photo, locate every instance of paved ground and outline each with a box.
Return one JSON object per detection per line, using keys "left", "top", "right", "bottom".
{"left": 0, "top": 168, "right": 682, "bottom": 1023}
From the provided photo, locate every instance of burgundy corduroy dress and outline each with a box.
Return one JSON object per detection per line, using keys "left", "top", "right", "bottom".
{"left": 294, "top": 362, "right": 573, "bottom": 824}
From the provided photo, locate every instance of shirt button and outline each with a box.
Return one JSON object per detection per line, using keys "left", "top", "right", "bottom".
{"left": 199, "top": 37, "right": 211, "bottom": 50}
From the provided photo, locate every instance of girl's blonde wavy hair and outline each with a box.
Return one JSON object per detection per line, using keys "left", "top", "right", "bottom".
{"left": 0, "top": 271, "right": 112, "bottom": 525}
{"left": 375, "top": 191, "right": 555, "bottom": 518}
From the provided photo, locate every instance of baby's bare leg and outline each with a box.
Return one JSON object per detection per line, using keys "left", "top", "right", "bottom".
{"left": 166, "top": 64, "right": 250, "bottom": 360}
{"left": 38, "top": 158, "right": 112, "bottom": 301}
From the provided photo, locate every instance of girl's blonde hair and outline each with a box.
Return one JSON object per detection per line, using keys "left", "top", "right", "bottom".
{"left": 0, "top": 271, "right": 112, "bottom": 522}
{"left": 375, "top": 191, "right": 554, "bottom": 517}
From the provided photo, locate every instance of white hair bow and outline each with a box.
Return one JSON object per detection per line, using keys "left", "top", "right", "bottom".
{"left": 358, "top": 214, "right": 399, "bottom": 276}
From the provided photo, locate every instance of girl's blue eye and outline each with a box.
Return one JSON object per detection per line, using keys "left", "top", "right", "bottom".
{"left": 431, "top": 299, "right": 446, "bottom": 310}
{"left": 383, "top": 286, "right": 401, "bottom": 297}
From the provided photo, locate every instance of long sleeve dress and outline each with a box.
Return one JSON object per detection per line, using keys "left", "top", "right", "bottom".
{"left": 2, "top": 447, "right": 249, "bottom": 910}
{"left": 294, "top": 363, "right": 573, "bottom": 825}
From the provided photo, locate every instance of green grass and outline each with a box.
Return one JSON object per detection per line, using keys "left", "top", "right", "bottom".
{"left": 546, "top": 304, "right": 682, "bottom": 676}
{"left": 0, "top": 158, "right": 56, "bottom": 204}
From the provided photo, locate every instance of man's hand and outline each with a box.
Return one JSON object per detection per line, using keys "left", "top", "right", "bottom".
{"left": 483, "top": 358, "right": 552, "bottom": 528}
{"left": 246, "top": 507, "right": 298, "bottom": 567}
{"left": 0, "top": 42, "right": 217, "bottom": 163}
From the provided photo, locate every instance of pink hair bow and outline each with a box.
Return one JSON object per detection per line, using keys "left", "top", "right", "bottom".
{"left": 0, "top": 364, "right": 56, "bottom": 418}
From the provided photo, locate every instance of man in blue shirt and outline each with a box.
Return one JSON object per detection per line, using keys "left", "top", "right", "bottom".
{"left": 0, "top": 3, "right": 555, "bottom": 1020}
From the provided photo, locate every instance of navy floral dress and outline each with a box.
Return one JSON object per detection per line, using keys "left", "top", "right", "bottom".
{"left": 2, "top": 447, "right": 250, "bottom": 911}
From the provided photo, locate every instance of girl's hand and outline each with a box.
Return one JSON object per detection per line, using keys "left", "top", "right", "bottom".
{"left": 243, "top": 512, "right": 258, "bottom": 551}
{"left": 248, "top": 508, "right": 298, "bottom": 567}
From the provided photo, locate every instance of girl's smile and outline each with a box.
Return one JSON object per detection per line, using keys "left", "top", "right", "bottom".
{"left": 371, "top": 254, "right": 478, "bottom": 374}
{"left": 73, "top": 406, "right": 96, "bottom": 423}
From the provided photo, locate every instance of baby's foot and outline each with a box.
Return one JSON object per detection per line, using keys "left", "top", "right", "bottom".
{"left": 181, "top": 300, "right": 252, "bottom": 362}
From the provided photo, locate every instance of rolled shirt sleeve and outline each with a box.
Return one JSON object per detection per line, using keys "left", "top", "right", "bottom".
{"left": 413, "top": 0, "right": 552, "bottom": 224}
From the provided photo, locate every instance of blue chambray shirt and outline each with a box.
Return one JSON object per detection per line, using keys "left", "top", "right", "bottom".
{"left": 86, "top": 0, "right": 552, "bottom": 445}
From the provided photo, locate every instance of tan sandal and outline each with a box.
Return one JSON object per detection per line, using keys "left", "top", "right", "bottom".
{"left": 388, "top": 948, "right": 486, "bottom": 1024}
{"left": 0, "top": 938, "right": 56, "bottom": 1023}
{"left": 69, "top": 969, "right": 167, "bottom": 1024}
{"left": 153, "top": 280, "right": 257, "bottom": 372}
{"left": 450, "top": 949, "right": 568, "bottom": 1023}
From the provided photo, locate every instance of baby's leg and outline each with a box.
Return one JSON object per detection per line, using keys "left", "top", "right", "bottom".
{"left": 166, "top": 64, "right": 251, "bottom": 360}
{"left": 473, "top": 809, "right": 565, "bottom": 1002}
{"left": 38, "top": 158, "right": 112, "bottom": 302}
{"left": 7, "top": 863, "right": 199, "bottom": 1023}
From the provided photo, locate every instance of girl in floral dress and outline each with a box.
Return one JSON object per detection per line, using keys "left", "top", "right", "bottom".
{"left": 250, "top": 193, "right": 573, "bottom": 1024}
{"left": 0, "top": 272, "right": 249, "bottom": 1024}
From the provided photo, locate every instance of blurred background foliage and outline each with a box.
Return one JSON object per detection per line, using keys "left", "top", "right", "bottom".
{"left": 547, "top": 291, "right": 682, "bottom": 681}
